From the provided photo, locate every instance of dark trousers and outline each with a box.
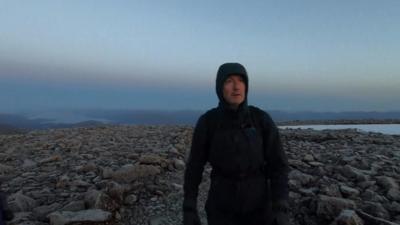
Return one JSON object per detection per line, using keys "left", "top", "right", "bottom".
{"left": 206, "top": 206, "right": 271, "bottom": 225}
{"left": 0, "top": 203, "right": 5, "bottom": 225}
{"left": 0, "top": 192, "right": 10, "bottom": 225}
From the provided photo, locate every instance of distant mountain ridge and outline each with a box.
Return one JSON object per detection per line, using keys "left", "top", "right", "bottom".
{"left": 1, "top": 110, "right": 400, "bottom": 132}
{"left": 269, "top": 110, "right": 400, "bottom": 122}
{"left": 0, "top": 123, "right": 26, "bottom": 135}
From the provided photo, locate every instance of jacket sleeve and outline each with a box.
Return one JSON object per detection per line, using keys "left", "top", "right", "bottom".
{"left": 262, "top": 113, "right": 289, "bottom": 203}
{"left": 183, "top": 114, "right": 209, "bottom": 212}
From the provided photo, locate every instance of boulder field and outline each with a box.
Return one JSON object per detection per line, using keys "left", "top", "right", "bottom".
{"left": 1, "top": 125, "right": 399, "bottom": 225}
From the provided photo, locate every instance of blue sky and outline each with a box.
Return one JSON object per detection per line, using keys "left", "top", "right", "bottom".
{"left": 1, "top": 0, "right": 399, "bottom": 113}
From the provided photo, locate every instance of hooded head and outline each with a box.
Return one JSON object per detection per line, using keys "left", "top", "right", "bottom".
{"left": 216, "top": 62, "right": 249, "bottom": 107}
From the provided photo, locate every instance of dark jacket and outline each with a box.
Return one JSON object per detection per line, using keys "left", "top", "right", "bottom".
{"left": 183, "top": 63, "right": 289, "bottom": 220}
{"left": 0, "top": 191, "right": 8, "bottom": 225}
{"left": 0, "top": 200, "right": 4, "bottom": 225}
{"left": 1, "top": 185, "right": 13, "bottom": 224}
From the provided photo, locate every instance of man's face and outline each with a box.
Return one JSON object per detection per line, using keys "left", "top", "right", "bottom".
{"left": 222, "top": 74, "right": 246, "bottom": 108}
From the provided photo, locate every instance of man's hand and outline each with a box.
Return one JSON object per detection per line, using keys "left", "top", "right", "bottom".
{"left": 271, "top": 200, "right": 290, "bottom": 225}
{"left": 272, "top": 211, "right": 290, "bottom": 225}
{"left": 183, "top": 210, "right": 201, "bottom": 225}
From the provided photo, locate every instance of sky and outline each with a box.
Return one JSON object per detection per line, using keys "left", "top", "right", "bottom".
{"left": 1, "top": 0, "right": 399, "bottom": 113}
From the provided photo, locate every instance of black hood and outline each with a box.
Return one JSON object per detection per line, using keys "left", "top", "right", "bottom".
{"left": 216, "top": 63, "right": 249, "bottom": 108}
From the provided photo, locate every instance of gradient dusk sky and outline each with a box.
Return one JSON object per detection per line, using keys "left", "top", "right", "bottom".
{"left": 1, "top": 0, "right": 399, "bottom": 113}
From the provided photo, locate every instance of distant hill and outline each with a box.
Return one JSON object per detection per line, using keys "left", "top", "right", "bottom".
{"left": 0, "top": 113, "right": 51, "bottom": 129}
{"left": 78, "top": 109, "right": 201, "bottom": 125}
{"left": 0, "top": 123, "right": 26, "bottom": 135}
{"left": 0, "top": 113, "right": 106, "bottom": 131}
{"left": 1, "top": 110, "right": 400, "bottom": 130}
{"left": 268, "top": 110, "right": 400, "bottom": 122}
{"left": 78, "top": 109, "right": 400, "bottom": 125}
{"left": 40, "top": 120, "right": 107, "bottom": 129}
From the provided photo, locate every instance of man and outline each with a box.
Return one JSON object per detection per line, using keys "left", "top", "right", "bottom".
{"left": 183, "top": 63, "right": 290, "bottom": 225}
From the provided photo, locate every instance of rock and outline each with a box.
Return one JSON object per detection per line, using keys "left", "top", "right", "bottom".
{"left": 149, "top": 215, "right": 169, "bottom": 225}
{"left": 387, "top": 188, "right": 400, "bottom": 201}
{"left": 8, "top": 192, "right": 37, "bottom": 212}
{"left": 0, "top": 163, "right": 12, "bottom": 174}
{"left": 77, "top": 162, "right": 97, "bottom": 173}
{"left": 127, "top": 153, "right": 139, "bottom": 160}
{"left": 56, "top": 175, "right": 70, "bottom": 189}
{"left": 171, "top": 183, "right": 183, "bottom": 190}
{"left": 167, "top": 163, "right": 175, "bottom": 171}
{"left": 112, "top": 164, "right": 161, "bottom": 183}
{"left": 124, "top": 194, "right": 137, "bottom": 205}
{"left": 8, "top": 212, "right": 34, "bottom": 224}
{"left": 71, "top": 179, "right": 90, "bottom": 187}
{"left": 331, "top": 209, "right": 364, "bottom": 225}
{"left": 33, "top": 202, "right": 61, "bottom": 221}
{"left": 361, "top": 201, "right": 390, "bottom": 220}
{"left": 356, "top": 210, "right": 399, "bottom": 225}
{"left": 303, "top": 154, "right": 314, "bottom": 162}
{"left": 48, "top": 209, "right": 112, "bottom": 225}
{"left": 84, "top": 189, "right": 101, "bottom": 208}
{"left": 289, "top": 191, "right": 301, "bottom": 199}
{"left": 376, "top": 176, "right": 399, "bottom": 191}
{"left": 173, "top": 159, "right": 185, "bottom": 170}
{"left": 61, "top": 201, "right": 85, "bottom": 212}
{"left": 340, "top": 185, "right": 360, "bottom": 197}
{"left": 139, "top": 154, "right": 169, "bottom": 168}
{"left": 358, "top": 181, "right": 376, "bottom": 189}
{"left": 102, "top": 167, "right": 114, "bottom": 179}
{"left": 322, "top": 184, "right": 342, "bottom": 197}
{"left": 105, "top": 181, "right": 125, "bottom": 201}
{"left": 39, "top": 155, "right": 62, "bottom": 164}
{"left": 387, "top": 201, "right": 400, "bottom": 214}
{"left": 22, "top": 159, "right": 37, "bottom": 169}
{"left": 308, "top": 161, "right": 324, "bottom": 167}
{"left": 288, "top": 159, "right": 308, "bottom": 168}
{"left": 115, "top": 211, "right": 122, "bottom": 220}
{"left": 167, "top": 145, "right": 179, "bottom": 154}
{"left": 93, "top": 192, "right": 120, "bottom": 212}
{"left": 299, "top": 188, "right": 317, "bottom": 196}
{"left": 316, "top": 195, "right": 356, "bottom": 220}
{"left": 361, "top": 189, "right": 387, "bottom": 203}
{"left": 341, "top": 165, "right": 368, "bottom": 182}
{"left": 288, "top": 169, "right": 314, "bottom": 186}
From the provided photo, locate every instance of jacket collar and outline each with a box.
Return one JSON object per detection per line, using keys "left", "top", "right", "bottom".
{"left": 218, "top": 100, "right": 249, "bottom": 121}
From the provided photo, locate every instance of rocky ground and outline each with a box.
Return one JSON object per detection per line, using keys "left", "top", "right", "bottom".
{"left": 0, "top": 125, "right": 399, "bottom": 225}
